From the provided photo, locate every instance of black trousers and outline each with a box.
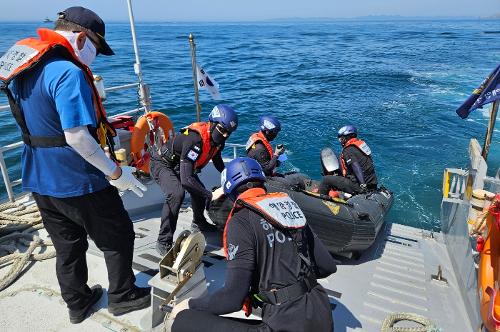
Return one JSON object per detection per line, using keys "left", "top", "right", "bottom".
{"left": 319, "top": 175, "right": 361, "bottom": 195}
{"left": 172, "top": 309, "right": 271, "bottom": 332}
{"left": 33, "top": 185, "right": 136, "bottom": 310}
{"left": 151, "top": 159, "right": 207, "bottom": 246}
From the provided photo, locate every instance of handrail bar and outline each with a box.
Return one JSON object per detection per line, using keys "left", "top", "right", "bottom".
{"left": 225, "top": 143, "right": 246, "bottom": 159}
{"left": 0, "top": 103, "right": 145, "bottom": 202}
{"left": 0, "top": 82, "right": 140, "bottom": 112}
{"left": 0, "top": 141, "right": 24, "bottom": 154}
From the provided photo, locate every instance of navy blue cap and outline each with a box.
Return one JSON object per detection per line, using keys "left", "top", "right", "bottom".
{"left": 57, "top": 6, "right": 114, "bottom": 56}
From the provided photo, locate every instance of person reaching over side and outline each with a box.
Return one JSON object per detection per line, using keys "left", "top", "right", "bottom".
{"left": 150, "top": 105, "right": 238, "bottom": 256}
{"left": 169, "top": 157, "right": 337, "bottom": 332}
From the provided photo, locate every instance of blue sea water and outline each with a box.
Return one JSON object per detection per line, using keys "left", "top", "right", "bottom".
{"left": 0, "top": 20, "right": 499, "bottom": 230}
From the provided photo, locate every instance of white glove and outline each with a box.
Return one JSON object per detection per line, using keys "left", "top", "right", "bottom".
{"left": 109, "top": 166, "right": 147, "bottom": 197}
{"left": 274, "top": 145, "right": 285, "bottom": 156}
{"left": 212, "top": 187, "right": 225, "bottom": 201}
{"left": 169, "top": 298, "right": 191, "bottom": 320}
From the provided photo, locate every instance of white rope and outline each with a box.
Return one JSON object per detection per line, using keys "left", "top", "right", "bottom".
{"left": 381, "top": 312, "right": 441, "bottom": 332}
{"left": 0, "top": 201, "right": 56, "bottom": 292}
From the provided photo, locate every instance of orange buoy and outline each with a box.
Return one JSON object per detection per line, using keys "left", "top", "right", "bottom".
{"left": 130, "top": 111, "right": 174, "bottom": 174}
{"left": 478, "top": 194, "right": 500, "bottom": 332}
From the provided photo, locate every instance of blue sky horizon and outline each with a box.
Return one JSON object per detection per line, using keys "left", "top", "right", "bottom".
{"left": 1, "top": 0, "right": 499, "bottom": 22}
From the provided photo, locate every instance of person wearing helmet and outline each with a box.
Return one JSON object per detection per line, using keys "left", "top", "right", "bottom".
{"left": 246, "top": 115, "right": 285, "bottom": 176}
{"left": 319, "top": 125, "right": 377, "bottom": 195}
{"left": 168, "top": 158, "right": 337, "bottom": 332}
{"left": 150, "top": 104, "right": 238, "bottom": 255}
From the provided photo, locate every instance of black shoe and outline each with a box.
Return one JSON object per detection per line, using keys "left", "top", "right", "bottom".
{"left": 156, "top": 242, "right": 172, "bottom": 256}
{"left": 69, "top": 285, "right": 103, "bottom": 324}
{"left": 108, "top": 286, "right": 151, "bottom": 316}
{"left": 192, "top": 220, "right": 218, "bottom": 233}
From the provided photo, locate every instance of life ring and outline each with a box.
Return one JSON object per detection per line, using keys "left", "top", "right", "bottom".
{"left": 130, "top": 111, "right": 174, "bottom": 174}
{"left": 478, "top": 194, "right": 500, "bottom": 332}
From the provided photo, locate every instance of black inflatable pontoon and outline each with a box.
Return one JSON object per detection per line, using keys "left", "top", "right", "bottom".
{"left": 208, "top": 148, "right": 393, "bottom": 254}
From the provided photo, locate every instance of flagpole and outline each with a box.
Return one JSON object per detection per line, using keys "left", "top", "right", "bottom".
{"left": 482, "top": 100, "right": 499, "bottom": 161}
{"left": 189, "top": 33, "right": 202, "bottom": 122}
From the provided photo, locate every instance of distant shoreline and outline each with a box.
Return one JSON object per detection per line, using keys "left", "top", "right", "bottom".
{"left": 1, "top": 15, "right": 499, "bottom": 24}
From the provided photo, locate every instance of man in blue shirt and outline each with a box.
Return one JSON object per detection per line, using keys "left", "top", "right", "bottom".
{"left": 1, "top": 7, "right": 149, "bottom": 324}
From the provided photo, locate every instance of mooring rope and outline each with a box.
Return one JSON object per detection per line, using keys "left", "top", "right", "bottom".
{"left": 381, "top": 312, "right": 440, "bottom": 332}
{"left": 0, "top": 201, "right": 55, "bottom": 292}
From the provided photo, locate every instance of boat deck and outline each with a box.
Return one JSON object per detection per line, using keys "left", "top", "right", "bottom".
{"left": 0, "top": 191, "right": 473, "bottom": 331}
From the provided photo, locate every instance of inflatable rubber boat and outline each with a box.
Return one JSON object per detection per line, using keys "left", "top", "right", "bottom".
{"left": 208, "top": 148, "right": 393, "bottom": 254}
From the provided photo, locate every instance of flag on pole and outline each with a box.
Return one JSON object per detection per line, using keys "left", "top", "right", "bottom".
{"left": 456, "top": 64, "right": 500, "bottom": 119}
{"left": 196, "top": 64, "right": 222, "bottom": 100}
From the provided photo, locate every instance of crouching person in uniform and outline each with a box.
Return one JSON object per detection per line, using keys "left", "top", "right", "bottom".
{"left": 246, "top": 115, "right": 284, "bottom": 176}
{"left": 169, "top": 157, "right": 337, "bottom": 332}
{"left": 319, "top": 125, "right": 377, "bottom": 195}
{"left": 150, "top": 105, "right": 238, "bottom": 256}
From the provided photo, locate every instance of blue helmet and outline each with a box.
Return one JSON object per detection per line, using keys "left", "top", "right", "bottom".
{"left": 337, "top": 125, "right": 357, "bottom": 138}
{"left": 221, "top": 157, "right": 266, "bottom": 200}
{"left": 260, "top": 115, "right": 281, "bottom": 132}
{"left": 209, "top": 104, "right": 238, "bottom": 133}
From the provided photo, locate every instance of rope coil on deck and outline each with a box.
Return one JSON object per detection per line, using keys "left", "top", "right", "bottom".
{"left": 381, "top": 313, "right": 441, "bottom": 332}
{"left": 0, "top": 201, "right": 56, "bottom": 292}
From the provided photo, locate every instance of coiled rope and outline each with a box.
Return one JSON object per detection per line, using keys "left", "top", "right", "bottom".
{"left": 0, "top": 201, "right": 56, "bottom": 292}
{"left": 381, "top": 312, "right": 440, "bottom": 332}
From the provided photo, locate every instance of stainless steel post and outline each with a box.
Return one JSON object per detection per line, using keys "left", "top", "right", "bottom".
{"left": 0, "top": 151, "right": 15, "bottom": 202}
{"left": 189, "top": 34, "right": 202, "bottom": 122}
{"left": 126, "top": 0, "right": 152, "bottom": 114}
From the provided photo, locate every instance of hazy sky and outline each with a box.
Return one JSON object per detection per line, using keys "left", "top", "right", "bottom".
{"left": 1, "top": 0, "right": 499, "bottom": 22}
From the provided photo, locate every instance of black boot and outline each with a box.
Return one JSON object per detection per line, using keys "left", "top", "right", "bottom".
{"left": 156, "top": 241, "right": 172, "bottom": 256}
{"left": 108, "top": 286, "right": 151, "bottom": 316}
{"left": 68, "top": 285, "right": 103, "bottom": 324}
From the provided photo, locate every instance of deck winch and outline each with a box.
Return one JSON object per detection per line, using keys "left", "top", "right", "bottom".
{"left": 148, "top": 230, "right": 208, "bottom": 329}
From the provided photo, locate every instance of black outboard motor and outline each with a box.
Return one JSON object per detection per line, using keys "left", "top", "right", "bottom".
{"left": 320, "top": 147, "right": 341, "bottom": 176}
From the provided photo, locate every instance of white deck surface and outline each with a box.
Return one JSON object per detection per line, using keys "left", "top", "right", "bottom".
{"left": 0, "top": 176, "right": 473, "bottom": 331}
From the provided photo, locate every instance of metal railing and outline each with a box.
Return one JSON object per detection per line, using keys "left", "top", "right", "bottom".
{"left": 484, "top": 176, "right": 500, "bottom": 194}
{"left": 0, "top": 84, "right": 248, "bottom": 202}
{"left": 0, "top": 82, "right": 140, "bottom": 202}
{"left": 225, "top": 143, "right": 246, "bottom": 159}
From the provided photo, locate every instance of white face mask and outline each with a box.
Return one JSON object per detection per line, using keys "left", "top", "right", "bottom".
{"left": 55, "top": 30, "right": 96, "bottom": 67}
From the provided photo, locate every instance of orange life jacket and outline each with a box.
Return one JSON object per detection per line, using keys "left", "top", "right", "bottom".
{"left": 340, "top": 138, "right": 371, "bottom": 176}
{"left": 186, "top": 122, "right": 219, "bottom": 170}
{"left": 245, "top": 131, "right": 273, "bottom": 158}
{"left": 0, "top": 28, "right": 116, "bottom": 149}
{"left": 223, "top": 187, "right": 306, "bottom": 257}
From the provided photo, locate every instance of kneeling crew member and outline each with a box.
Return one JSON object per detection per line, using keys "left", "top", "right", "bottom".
{"left": 151, "top": 105, "right": 238, "bottom": 256}
{"left": 170, "top": 157, "right": 337, "bottom": 332}
{"left": 246, "top": 115, "right": 284, "bottom": 176}
{"left": 319, "top": 125, "right": 377, "bottom": 195}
